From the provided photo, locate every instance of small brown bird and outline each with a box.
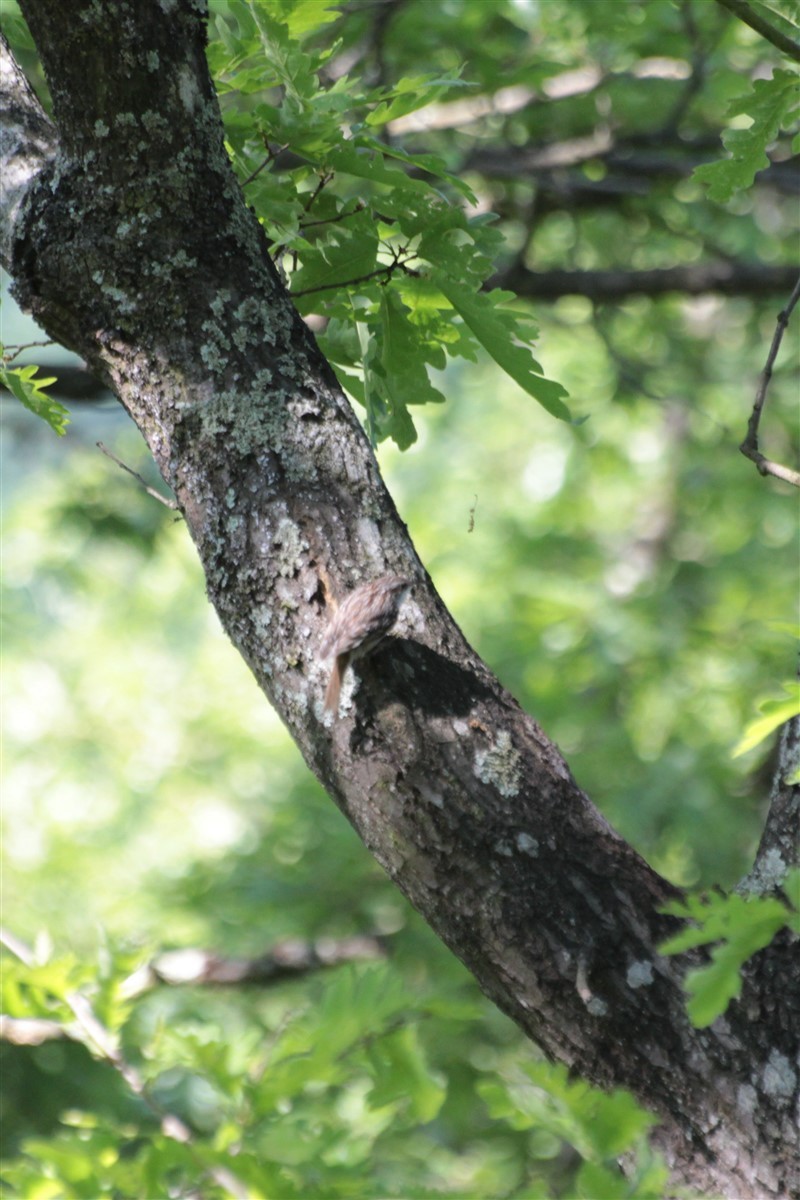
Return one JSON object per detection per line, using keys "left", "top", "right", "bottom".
{"left": 320, "top": 574, "right": 412, "bottom": 712}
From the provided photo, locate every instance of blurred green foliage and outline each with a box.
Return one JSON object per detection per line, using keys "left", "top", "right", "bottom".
{"left": 2, "top": 0, "right": 798, "bottom": 1195}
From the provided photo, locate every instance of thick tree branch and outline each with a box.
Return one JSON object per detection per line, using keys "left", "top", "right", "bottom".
{"left": 716, "top": 0, "right": 800, "bottom": 63}
{"left": 494, "top": 260, "right": 799, "bottom": 301}
{"left": 746, "top": 714, "right": 800, "bottom": 890}
{"left": 0, "top": 31, "right": 56, "bottom": 268}
{"left": 3, "top": 5, "right": 797, "bottom": 1195}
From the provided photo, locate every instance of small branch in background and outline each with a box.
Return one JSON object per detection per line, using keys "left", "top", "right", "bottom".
{"left": 121, "top": 934, "right": 388, "bottom": 998}
{"left": 660, "top": 0, "right": 716, "bottom": 137}
{"left": 0, "top": 1015, "right": 69, "bottom": 1045}
{"left": 715, "top": 0, "right": 800, "bottom": 63}
{"left": 369, "top": 0, "right": 410, "bottom": 88}
{"left": 1, "top": 338, "right": 56, "bottom": 364}
{"left": 494, "top": 260, "right": 799, "bottom": 302}
{"left": 97, "top": 441, "right": 179, "bottom": 509}
{"left": 739, "top": 275, "right": 800, "bottom": 488}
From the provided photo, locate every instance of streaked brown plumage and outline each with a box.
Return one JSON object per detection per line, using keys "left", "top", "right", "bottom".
{"left": 320, "top": 574, "right": 412, "bottom": 712}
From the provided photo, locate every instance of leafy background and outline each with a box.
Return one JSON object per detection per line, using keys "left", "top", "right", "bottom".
{"left": 2, "top": 0, "right": 798, "bottom": 1195}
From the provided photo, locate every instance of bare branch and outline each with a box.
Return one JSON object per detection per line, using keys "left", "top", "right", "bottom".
{"left": 2, "top": 338, "right": 56, "bottom": 362}
{"left": 97, "top": 441, "right": 179, "bottom": 509}
{"left": 121, "top": 935, "right": 388, "bottom": 998}
{"left": 716, "top": 0, "right": 800, "bottom": 63}
{"left": 739, "top": 275, "right": 800, "bottom": 488}
{"left": 495, "top": 260, "right": 799, "bottom": 301}
{"left": 466, "top": 140, "right": 800, "bottom": 200}
{"left": 0, "top": 1015, "right": 70, "bottom": 1045}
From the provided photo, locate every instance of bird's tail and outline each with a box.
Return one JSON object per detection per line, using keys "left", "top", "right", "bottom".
{"left": 325, "top": 654, "right": 347, "bottom": 712}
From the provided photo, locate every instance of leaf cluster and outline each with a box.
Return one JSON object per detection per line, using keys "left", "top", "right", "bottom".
{"left": 481, "top": 1062, "right": 668, "bottom": 1199}
{"left": 207, "top": 0, "right": 568, "bottom": 446}
{"left": 3, "top": 932, "right": 665, "bottom": 1199}
{"left": 0, "top": 347, "right": 67, "bottom": 436}
{"left": 694, "top": 67, "right": 800, "bottom": 201}
{"left": 660, "top": 870, "right": 800, "bottom": 1026}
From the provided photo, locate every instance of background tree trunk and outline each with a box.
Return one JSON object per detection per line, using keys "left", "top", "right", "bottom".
{"left": 1, "top": 3, "right": 797, "bottom": 1195}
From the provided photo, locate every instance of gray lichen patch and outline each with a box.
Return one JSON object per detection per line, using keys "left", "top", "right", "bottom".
{"left": 740, "top": 847, "right": 787, "bottom": 896}
{"left": 274, "top": 516, "right": 308, "bottom": 578}
{"left": 761, "top": 1049, "right": 796, "bottom": 1100}
{"left": 626, "top": 960, "right": 654, "bottom": 989}
{"left": 474, "top": 730, "right": 521, "bottom": 798}
{"left": 251, "top": 603, "right": 273, "bottom": 639}
{"left": 515, "top": 831, "right": 539, "bottom": 856}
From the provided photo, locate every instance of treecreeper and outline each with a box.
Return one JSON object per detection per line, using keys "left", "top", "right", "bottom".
{"left": 320, "top": 575, "right": 412, "bottom": 713}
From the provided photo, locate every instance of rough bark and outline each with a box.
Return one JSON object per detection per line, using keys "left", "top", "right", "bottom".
{"left": 1, "top": 5, "right": 797, "bottom": 1196}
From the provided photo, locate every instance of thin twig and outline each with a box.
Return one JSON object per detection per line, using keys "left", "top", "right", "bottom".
{"left": 240, "top": 141, "right": 289, "bottom": 188}
{"left": 291, "top": 248, "right": 418, "bottom": 299}
{"left": 302, "top": 171, "right": 334, "bottom": 215}
{"left": 715, "top": 0, "right": 800, "bottom": 63}
{"left": 739, "top": 275, "right": 800, "bottom": 488}
{"left": 97, "top": 441, "right": 179, "bottom": 509}
{"left": 1, "top": 338, "right": 56, "bottom": 363}
{"left": 468, "top": 495, "right": 478, "bottom": 533}
{"left": 241, "top": 153, "right": 273, "bottom": 188}
{"left": 301, "top": 202, "right": 365, "bottom": 231}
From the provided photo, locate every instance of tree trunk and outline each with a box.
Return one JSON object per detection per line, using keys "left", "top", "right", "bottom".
{"left": 1, "top": 4, "right": 797, "bottom": 1195}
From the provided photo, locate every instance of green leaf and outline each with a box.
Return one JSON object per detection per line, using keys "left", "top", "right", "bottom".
{"left": 1, "top": 362, "right": 69, "bottom": 435}
{"left": 277, "top": 0, "right": 341, "bottom": 38}
{"left": 660, "top": 886, "right": 797, "bottom": 1027}
{"left": 694, "top": 70, "right": 800, "bottom": 202}
{"left": 371, "top": 137, "right": 477, "bottom": 202}
{"left": 359, "top": 317, "right": 418, "bottom": 450}
{"left": 367, "top": 1026, "right": 445, "bottom": 1122}
{"left": 732, "top": 680, "right": 800, "bottom": 757}
{"left": 479, "top": 1061, "right": 657, "bottom": 1163}
{"left": 576, "top": 1160, "right": 628, "bottom": 1199}
{"left": 433, "top": 276, "right": 572, "bottom": 420}
{"left": 288, "top": 213, "right": 379, "bottom": 303}
{"left": 380, "top": 290, "right": 446, "bottom": 401}
{"left": 324, "top": 142, "right": 433, "bottom": 193}
{"left": 364, "top": 73, "right": 471, "bottom": 128}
